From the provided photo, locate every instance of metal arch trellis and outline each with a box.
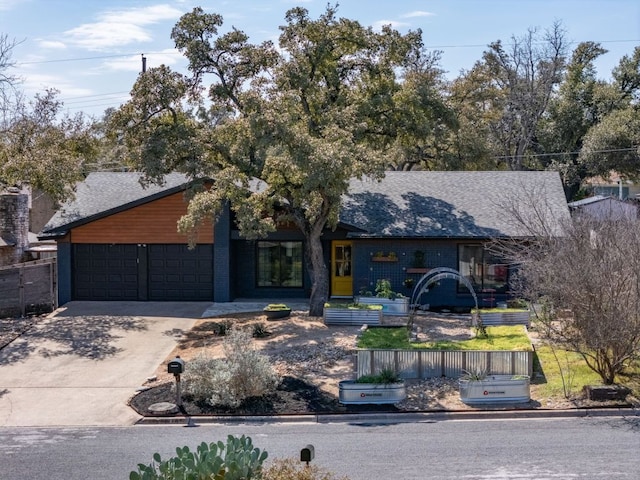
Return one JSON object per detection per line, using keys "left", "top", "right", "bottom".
{"left": 409, "top": 267, "right": 479, "bottom": 313}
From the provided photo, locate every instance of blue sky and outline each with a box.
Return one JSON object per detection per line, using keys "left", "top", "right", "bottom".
{"left": 1, "top": 0, "right": 638, "bottom": 118}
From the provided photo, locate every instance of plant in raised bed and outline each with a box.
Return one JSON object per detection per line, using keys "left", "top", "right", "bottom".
{"left": 263, "top": 303, "right": 292, "bottom": 320}
{"left": 340, "top": 368, "right": 406, "bottom": 404}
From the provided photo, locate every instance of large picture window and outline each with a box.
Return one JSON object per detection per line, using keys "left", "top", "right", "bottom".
{"left": 257, "top": 241, "right": 303, "bottom": 288}
{"left": 458, "top": 244, "right": 509, "bottom": 293}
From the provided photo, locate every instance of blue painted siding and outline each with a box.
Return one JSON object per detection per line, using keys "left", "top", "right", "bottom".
{"left": 57, "top": 242, "right": 72, "bottom": 305}
{"left": 214, "top": 203, "right": 232, "bottom": 302}
{"left": 352, "top": 239, "right": 481, "bottom": 310}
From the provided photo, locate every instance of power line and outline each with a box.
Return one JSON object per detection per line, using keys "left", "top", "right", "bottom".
{"left": 15, "top": 51, "right": 181, "bottom": 66}
{"left": 14, "top": 39, "right": 640, "bottom": 66}
{"left": 495, "top": 146, "right": 639, "bottom": 160}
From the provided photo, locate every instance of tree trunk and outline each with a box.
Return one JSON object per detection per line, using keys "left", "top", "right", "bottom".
{"left": 305, "top": 229, "right": 329, "bottom": 317}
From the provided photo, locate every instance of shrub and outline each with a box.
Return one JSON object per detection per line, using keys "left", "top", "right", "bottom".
{"left": 183, "top": 327, "right": 279, "bottom": 408}
{"left": 130, "top": 434, "right": 268, "bottom": 480}
{"left": 252, "top": 322, "right": 270, "bottom": 338}
{"left": 262, "top": 458, "right": 351, "bottom": 480}
{"left": 212, "top": 319, "right": 233, "bottom": 336}
{"left": 356, "top": 368, "right": 401, "bottom": 384}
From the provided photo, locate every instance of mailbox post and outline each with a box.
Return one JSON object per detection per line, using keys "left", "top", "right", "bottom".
{"left": 167, "top": 356, "right": 185, "bottom": 407}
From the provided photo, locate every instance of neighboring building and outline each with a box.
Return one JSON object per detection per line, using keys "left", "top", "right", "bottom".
{"left": 41, "top": 171, "right": 570, "bottom": 310}
{"left": 568, "top": 195, "right": 638, "bottom": 220}
{"left": 0, "top": 188, "right": 30, "bottom": 266}
{"left": 584, "top": 172, "right": 640, "bottom": 200}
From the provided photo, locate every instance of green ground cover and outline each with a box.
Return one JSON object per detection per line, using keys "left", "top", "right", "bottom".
{"left": 357, "top": 325, "right": 532, "bottom": 351}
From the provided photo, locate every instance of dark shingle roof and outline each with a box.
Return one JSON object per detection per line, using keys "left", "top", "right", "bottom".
{"left": 41, "top": 170, "right": 569, "bottom": 240}
{"left": 41, "top": 172, "right": 189, "bottom": 237}
{"left": 341, "top": 171, "right": 569, "bottom": 238}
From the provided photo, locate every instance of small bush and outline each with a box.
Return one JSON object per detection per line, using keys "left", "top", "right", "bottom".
{"left": 183, "top": 327, "right": 279, "bottom": 408}
{"left": 212, "top": 319, "right": 233, "bottom": 336}
{"left": 252, "top": 322, "right": 270, "bottom": 338}
{"left": 262, "top": 458, "right": 351, "bottom": 480}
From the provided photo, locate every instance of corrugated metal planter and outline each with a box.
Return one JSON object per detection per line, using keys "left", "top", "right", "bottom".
{"left": 324, "top": 306, "right": 383, "bottom": 325}
{"left": 338, "top": 380, "right": 407, "bottom": 404}
{"left": 476, "top": 309, "right": 530, "bottom": 326}
{"left": 459, "top": 375, "right": 531, "bottom": 404}
{"left": 356, "top": 296, "right": 409, "bottom": 316}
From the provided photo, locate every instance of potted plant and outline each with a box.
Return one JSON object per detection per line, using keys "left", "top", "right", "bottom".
{"left": 459, "top": 368, "right": 531, "bottom": 405}
{"left": 339, "top": 368, "right": 407, "bottom": 404}
{"left": 356, "top": 279, "right": 409, "bottom": 315}
{"left": 403, "top": 277, "right": 414, "bottom": 289}
{"left": 263, "top": 303, "right": 292, "bottom": 320}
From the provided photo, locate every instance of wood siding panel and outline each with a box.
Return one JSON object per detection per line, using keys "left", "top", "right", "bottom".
{"left": 71, "top": 192, "right": 214, "bottom": 244}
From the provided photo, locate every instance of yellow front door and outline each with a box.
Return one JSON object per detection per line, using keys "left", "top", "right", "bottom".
{"left": 331, "top": 241, "right": 353, "bottom": 297}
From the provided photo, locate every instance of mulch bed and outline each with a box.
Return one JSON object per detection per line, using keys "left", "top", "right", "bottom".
{"left": 130, "top": 376, "right": 400, "bottom": 417}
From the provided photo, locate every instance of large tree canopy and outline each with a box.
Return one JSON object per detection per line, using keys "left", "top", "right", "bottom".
{"left": 1, "top": 89, "right": 97, "bottom": 205}
{"left": 109, "top": 5, "right": 427, "bottom": 315}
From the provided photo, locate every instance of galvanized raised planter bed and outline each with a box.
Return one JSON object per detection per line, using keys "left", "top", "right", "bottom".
{"left": 355, "top": 296, "right": 409, "bottom": 316}
{"left": 459, "top": 375, "right": 531, "bottom": 404}
{"left": 324, "top": 306, "right": 383, "bottom": 325}
{"left": 338, "top": 380, "right": 407, "bottom": 404}
{"left": 476, "top": 309, "right": 530, "bottom": 326}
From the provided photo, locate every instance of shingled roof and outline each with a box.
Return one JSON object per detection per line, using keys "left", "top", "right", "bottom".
{"left": 41, "top": 172, "right": 189, "bottom": 237}
{"left": 341, "top": 171, "right": 569, "bottom": 238}
{"left": 41, "top": 170, "right": 569, "bottom": 240}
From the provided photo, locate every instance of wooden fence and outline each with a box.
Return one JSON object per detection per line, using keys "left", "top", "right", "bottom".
{"left": 357, "top": 348, "right": 533, "bottom": 379}
{"left": 0, "top": 259, "right": 57, "bottom": 317}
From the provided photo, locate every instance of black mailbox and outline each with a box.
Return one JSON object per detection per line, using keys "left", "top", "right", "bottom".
{"left": 168, "top": 356, "right": 185, "bottom": 374}
{"left": 300, "top": 444, "right": 314, "bottom": 464}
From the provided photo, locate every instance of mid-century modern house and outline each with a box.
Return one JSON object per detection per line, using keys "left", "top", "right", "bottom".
{"left": 40, "top": 170, "right": 570, "bottom": 310}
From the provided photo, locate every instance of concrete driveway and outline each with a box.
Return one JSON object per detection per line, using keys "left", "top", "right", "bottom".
{"left": 0, "top": 301, "right": 209, "bottom": 427}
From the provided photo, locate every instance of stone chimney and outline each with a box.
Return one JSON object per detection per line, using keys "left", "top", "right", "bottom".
{"left": 0, "top": 188, "right": 30, "bottom": 266}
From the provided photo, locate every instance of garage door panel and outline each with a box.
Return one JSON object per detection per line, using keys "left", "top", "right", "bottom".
{"left": 147, "top": 244, "right": 213, "bottom": 301}
{"left": 73, "top": 244, "right": 138, "bottom": 301}
{"left": 73, "top": 243, "right": 213, "bottom": 301}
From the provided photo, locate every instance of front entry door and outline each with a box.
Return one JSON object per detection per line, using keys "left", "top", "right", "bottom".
{"left": 331, "top": 241, "right": 353, "bottom": 297}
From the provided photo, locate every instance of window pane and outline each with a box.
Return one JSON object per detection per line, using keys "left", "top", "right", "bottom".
{"left": 257, "top": 241, "right": 303, "bottom": 287}
{"left": 458, "top": 245, "right": 483, "bottom": 292}
{"left": 458, "top": 244, "right": 509, "bottom": 293}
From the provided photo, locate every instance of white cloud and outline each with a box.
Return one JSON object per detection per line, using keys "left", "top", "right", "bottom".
{"left": 37, "top": 40, "right": 67, "bottom": 49}
{"left": 0, "top": 0, "right": 28, "bottom": 11}
{"left": 401, "top": 11, "right": 436, "bottom": 19}
{"left": 103, "top": 49, "right": 181, "bottom": 72}
{"left": 22, "top": 72, "right": 94, "bottom": 98}
{"left": 64, "top": 4, "right": 183, "bottom": 50}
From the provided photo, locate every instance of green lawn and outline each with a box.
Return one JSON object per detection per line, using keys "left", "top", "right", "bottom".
{"left": 357, "top": 325, "right": 532, "bottom": 351}
{"left": 533, "top": 345, "right": 640, "bottom": 397}
{"left": 356, "top": 324, "right": 640, "bottom": 399}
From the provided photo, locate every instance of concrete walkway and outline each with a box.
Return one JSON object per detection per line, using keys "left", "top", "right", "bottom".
{"left": 201, "top": 299, "right": 309, "bottom": 317}
{"left": 0, "top": 301, "right": 209, "bottom": 427}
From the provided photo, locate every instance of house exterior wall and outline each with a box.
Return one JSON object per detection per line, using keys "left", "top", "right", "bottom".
{"left": 232, "top": 230, "right": 311, "bottom": 299}
{"left": 573, "top": 198, "right": 638, "bottom": 220}
{"left": 352, "top": 239, "right": 492, "bottom": 310}
{"left": 70, "top": 191, "right": 214, "bottom": 244}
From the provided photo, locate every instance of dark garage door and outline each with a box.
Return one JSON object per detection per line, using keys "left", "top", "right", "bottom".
{"left": 73, "top": 244, "right": 214, "bottom": 301}
{"left": 73, "top": 244, "right": 139, "bottom": 300}
{"left": 148, "top": 244, "right": 213, "bottom": 301}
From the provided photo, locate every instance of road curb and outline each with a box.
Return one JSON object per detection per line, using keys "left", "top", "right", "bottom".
{"left": 135, "top": 406, "right": 639, "bottom": 425}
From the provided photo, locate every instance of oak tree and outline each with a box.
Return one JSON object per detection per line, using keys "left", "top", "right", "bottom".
{"left": 109, "top": 6, "right": 425, "bottom": 315}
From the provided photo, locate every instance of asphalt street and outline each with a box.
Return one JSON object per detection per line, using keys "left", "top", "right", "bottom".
{"left": 1, "top": 416, "right": 639, "bottom": 479}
